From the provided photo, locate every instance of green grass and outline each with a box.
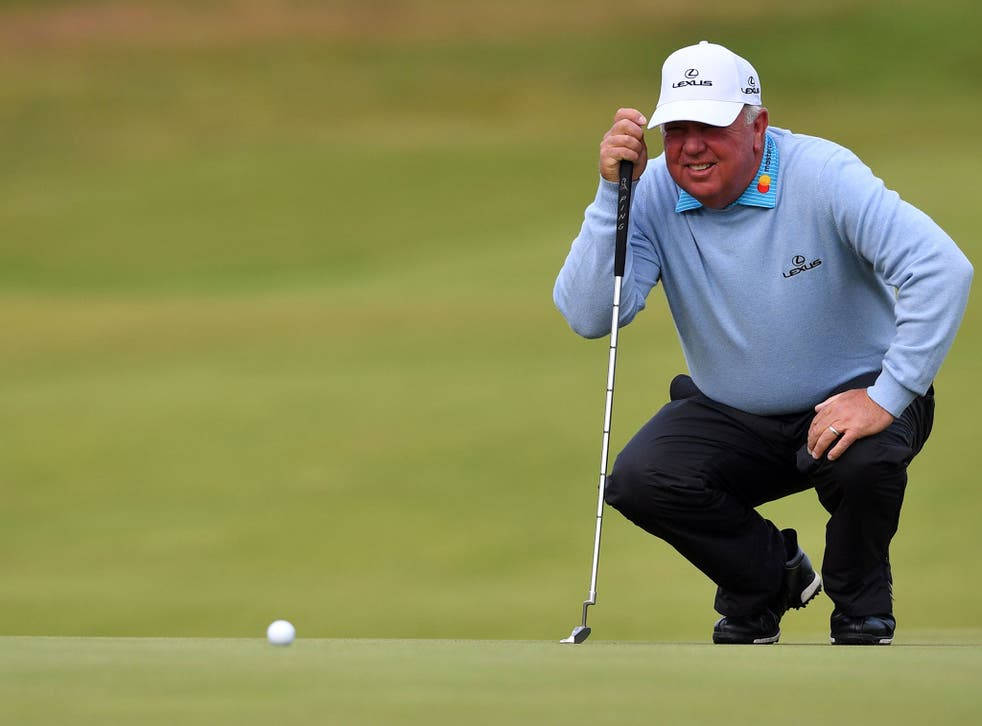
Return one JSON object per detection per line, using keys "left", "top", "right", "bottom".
{"left": 3, "top": 637, "right": 982, "bottom": 725}
{"left": 0, "top": 0, "right": 980, "bottom": 651}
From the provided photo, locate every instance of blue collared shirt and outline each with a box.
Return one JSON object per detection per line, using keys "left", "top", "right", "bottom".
{"left": 674, "top": 131, "right": 780, "bottom": 212}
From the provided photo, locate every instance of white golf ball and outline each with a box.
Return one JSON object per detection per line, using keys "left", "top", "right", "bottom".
{"left": 266, "top": 619, "right": 296, "bottom": 646}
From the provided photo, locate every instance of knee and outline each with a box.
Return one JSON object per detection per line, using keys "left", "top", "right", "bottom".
{"left": 604, "top": 448, "right": 646, "bottom": 514}
{"left": 605, "top": 447, "right": 705, "bottom": 522}
{"left": 828, "top": 438, "right": 910, "bottom": 501}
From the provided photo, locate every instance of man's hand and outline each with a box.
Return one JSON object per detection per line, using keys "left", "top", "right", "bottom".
{"left": 807, "top": 389, "right": 894, "bottom": 461}
{"left": 600, "top": 108, "right": 648, "bottom": 182}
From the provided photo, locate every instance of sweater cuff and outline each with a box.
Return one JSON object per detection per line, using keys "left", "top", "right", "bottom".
{"left": 596, "top": 175, "right": 640, "bottom": 200}
{"left": 596, "top": 176, "right": 621, "bottom": 206}
{"left": 866, "top": 369, "right": 917, "bottom": 418}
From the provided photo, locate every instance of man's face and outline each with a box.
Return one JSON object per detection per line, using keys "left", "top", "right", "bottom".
{"left": 661, "top": 109, "right": 768, "bottom": 209}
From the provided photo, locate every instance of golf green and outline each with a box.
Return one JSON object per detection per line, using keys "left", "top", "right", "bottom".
{"left": 3, "top": 636, "right": 982, "bottom": 725}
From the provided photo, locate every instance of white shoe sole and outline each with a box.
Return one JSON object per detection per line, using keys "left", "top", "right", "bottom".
{"left": 830, "top": 636, "right": 893, "bottom": 645}
{"left": 799, "top": 572, "right": 822, "bottom": 605}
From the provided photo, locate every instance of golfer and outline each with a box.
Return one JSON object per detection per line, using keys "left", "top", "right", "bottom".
{"left": 554, "top": 41, "right": 972, "bottom": 644}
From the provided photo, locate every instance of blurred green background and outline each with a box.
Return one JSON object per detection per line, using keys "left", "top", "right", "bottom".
{"left": 1, "top": 0, "right": 979, "bottom": 642}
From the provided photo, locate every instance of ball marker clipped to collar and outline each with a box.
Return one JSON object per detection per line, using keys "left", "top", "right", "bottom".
{"left": 648, "top": 41, "right": 762, "bottom": 129}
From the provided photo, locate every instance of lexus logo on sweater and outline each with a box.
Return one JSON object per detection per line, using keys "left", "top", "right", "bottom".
{"left": 783, "top": 255, "right": 822, "bottom": 278}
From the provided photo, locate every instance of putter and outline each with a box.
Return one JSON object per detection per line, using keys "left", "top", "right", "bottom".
{"left": 561, "top": 159, "right": 634, "bottom": 645}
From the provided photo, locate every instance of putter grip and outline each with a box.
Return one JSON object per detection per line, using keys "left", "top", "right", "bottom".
{"left": 614, "top": 159, "right": 634, "bottom": 278}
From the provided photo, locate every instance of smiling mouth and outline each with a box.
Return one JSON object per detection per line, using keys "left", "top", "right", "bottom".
{"left": 686, "top": 162, "right": 716, "bottom": 171}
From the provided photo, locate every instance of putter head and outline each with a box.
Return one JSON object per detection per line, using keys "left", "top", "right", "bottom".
{"left": 560, "top": 626, "right": 591, "bottom": 644}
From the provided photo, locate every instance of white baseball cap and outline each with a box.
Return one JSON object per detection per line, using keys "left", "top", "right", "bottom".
{"left": 647, "top": 41, "right": 761, "bottom": 129}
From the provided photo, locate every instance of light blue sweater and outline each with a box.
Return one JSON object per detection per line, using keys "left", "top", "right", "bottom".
{"left": 554, "top": 127, "right": 973, "bottom": 417}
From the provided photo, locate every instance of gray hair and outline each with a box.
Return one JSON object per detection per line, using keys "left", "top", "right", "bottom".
{"left": 659, "top": 104, "right": 764, "bottom": 134}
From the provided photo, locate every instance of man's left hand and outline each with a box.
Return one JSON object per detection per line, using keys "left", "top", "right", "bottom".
{"left": 807, "top": 389, "right": 894, "bottom": 461}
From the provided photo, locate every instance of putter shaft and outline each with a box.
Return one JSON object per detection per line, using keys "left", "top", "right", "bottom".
{"left": 562, "top": 160, "right": 633, "bottom": 644}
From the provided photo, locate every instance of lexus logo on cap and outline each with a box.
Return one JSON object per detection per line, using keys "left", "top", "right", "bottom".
{"left": 674, "top": 67, "right": 712, "bottom": 88}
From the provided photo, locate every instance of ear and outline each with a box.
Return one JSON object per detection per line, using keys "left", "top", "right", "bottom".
{"left": 753, "top": 107, "right": 769, "bottom": 153}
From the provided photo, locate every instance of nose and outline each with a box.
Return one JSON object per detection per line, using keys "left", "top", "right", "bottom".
{"left": 681, "top": 129, "right": 706, "bottom": 156}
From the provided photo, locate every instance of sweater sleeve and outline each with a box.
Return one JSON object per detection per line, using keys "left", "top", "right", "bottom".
{"left": 821, "top": 148, "right": 973, "bottom": 416}
{"left": 553, "top": 177, "right": 663, "bottom": 339}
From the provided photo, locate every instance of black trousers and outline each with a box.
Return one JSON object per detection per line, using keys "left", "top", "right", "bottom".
{"left": 604, "top": 372, "right": 934, "bottom": 618}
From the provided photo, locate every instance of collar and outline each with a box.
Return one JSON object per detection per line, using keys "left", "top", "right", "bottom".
{"left": 674, "top": 131, "right": 780, "bottom": 213}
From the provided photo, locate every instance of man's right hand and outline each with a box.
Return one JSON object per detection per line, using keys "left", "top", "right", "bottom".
{"left": 600, "top": 108, "right": 648, "bottom": 182}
